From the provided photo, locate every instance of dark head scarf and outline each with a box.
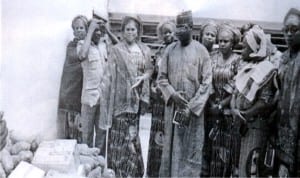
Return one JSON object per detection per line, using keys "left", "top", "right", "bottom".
{"left": 176, "top": 10, "right": 193, "bottom": 28}
{"left": 218, "top": 23, "right": 241, "bottom": 48}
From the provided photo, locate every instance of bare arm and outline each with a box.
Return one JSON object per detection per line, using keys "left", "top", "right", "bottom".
{"left": 78, "top": 19, "right": 99, "bottom": 60}
{"left": 104, "top": 25, "right": 119, "bottom": 45}
{"left": 241, "top": 79, "right": 275, "bottom": 119}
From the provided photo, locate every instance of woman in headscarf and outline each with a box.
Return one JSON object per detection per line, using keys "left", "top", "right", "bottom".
{"left": 199, "top": 20, "right": 219, "bottom": 177}
{"left": 147, "top": 20, "right": 175, "bottom": 177}
{"left": 106, "top": 15, "right": 153, "bottom": 177}
{"left": 231, "top": 26, "right": 278, "bottom": 177}
{"left": 205, "top": 23, "right": 241, "bottom": 177}
{"left": 200, "top": 20, "right": 218, "bottom": 55}
{"left": 57, "top": 15, "right": 88, "bottom": 141}
{"left": 241, "top": 23, "right": 282, "bottom": 68}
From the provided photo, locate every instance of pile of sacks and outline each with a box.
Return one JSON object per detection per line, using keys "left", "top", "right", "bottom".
{"left": 0, "top": 138, "right": 115, "bottom": 178}
{"left": 42, "top": 143, "right": 115, "bottom": 178}
{"left": 75, "top": 144, "right": 114, "bottom": 178}
{"left": 0, "top": 131, "right": 39, "bottom": 178}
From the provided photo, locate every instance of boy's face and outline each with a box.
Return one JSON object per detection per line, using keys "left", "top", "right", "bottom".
{"left": 92, "top": 27, "right": 102, "bottom": 45}
{"left": 73, "top": 19, "right": 87, "bottom": 40}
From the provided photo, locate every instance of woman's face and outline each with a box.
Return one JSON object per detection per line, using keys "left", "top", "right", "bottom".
{"left": 241, "top": 38, "right": 253, "bottom": 61}
{"left": 162, "top": 24, "right": 174, "bottom": 45}
{"left": 218, "top": 30, "right": 233, "bottom": 55}
{"left": 202, "top": 27, "right": 217, "bottom": 50}
{"left": 123, "top": 20, "right": 138, "bottom": 44}
{"left": 73, "top": 19, "right": 87, "bottom": 40}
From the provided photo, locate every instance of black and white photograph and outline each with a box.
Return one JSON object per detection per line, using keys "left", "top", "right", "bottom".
{"left": 1, "top": 0, "right": 300, "bottom": 177}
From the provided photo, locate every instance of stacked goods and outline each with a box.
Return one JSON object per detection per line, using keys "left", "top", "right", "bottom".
{"left": 76, "top": 144, "right": 105, "bottom": 178}
{"left": 8, "top": 161, "right": 45, "bottom": 178}
{"left": 1, "top": 136, "right": 115, "bottom": 178}
{"left": 45, "top": 169, "right": 85, "bottom": 178}
{"left": 0, "top": 126, "right": 39, "bottom": 177}
{"left": 32, "top": 140, "right": 77, "bottom": 173}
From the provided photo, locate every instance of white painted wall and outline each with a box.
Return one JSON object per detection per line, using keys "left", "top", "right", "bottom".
{"left": 1, "top": 0, "right": 107, "bottom": 139}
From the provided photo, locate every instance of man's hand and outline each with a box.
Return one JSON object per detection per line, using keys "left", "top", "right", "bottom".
{"left": 171, "top": 91, "right": 188, "bottom": 108}
{"left": 182, "top": 107, "right": 191, "bottom": 118}
{"left": 99, "top": 22, "right": 109, "bottom": 33}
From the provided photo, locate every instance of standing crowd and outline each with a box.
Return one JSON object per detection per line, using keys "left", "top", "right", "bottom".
{"left": 56, "top": 8, "right": 300, "bottom": 177}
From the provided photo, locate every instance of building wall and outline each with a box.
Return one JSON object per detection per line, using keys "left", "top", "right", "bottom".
{"left": 1, "top": 0, "right": 106, "bottom": 140}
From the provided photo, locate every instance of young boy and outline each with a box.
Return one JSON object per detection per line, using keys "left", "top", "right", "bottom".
{"left": 77, "top": 17, "right": 117, "bottom": 153}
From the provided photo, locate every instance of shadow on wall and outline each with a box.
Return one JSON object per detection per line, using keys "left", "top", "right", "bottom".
{"left": 1, "top": 0, "right": 107, "bottom": 140}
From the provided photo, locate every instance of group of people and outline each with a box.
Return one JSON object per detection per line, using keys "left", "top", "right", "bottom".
{"left": 56, "top": 8, "right": 300, "bottom": 177}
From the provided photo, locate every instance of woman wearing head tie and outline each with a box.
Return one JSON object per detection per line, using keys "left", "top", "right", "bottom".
{"left": 204, "top": 23, "right": 241, "bottom": 177}
{"left": 147, "top": 20, "right": 176, "bottom": 177}
{"left": 200, "top": 21, "right": 219, "bottom": 55}
{"left": 231, "top": 26, "right": 278, "bottom": 177}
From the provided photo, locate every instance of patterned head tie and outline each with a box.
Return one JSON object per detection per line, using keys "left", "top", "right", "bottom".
{"left": 201, "top": 20, "right": 218, "bottom": 37}
{"left": 218, "top": 23, "right": 241, "bottom": 47}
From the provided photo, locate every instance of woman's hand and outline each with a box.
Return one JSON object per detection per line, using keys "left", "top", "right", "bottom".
{"left": 231, "top": 109, "right": 247, "bottom": 123}
{"left": 131, "top": 75, "right": 146, "bottom": 89}
{"left": 209, "top": 104, "right": 222, "bottom": 115}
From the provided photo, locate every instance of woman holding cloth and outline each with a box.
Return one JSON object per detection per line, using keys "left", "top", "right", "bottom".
{"left": 231, "top": 26, "right": 278, "bottom": 177}
{"left": 106, "top": 15, "right": 153, "bottom": 177}
{"left": 147, "top": 20, "right": 176, "bottom": 177}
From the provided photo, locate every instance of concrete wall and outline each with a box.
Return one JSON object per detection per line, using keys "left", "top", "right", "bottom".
{"left": 1, "top": 0, "right": 106, "bottom": 140}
